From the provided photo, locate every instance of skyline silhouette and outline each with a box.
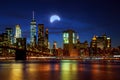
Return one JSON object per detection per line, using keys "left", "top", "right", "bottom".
{"left": 0, "top": 0, "right": 120, "bottom": 47}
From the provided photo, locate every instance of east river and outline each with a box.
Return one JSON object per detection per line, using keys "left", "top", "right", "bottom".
{"left": 0, "top": 60, "right": 120, "bottom": 80}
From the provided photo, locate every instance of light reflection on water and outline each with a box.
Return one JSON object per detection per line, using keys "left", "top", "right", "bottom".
{"left": 61, "top": 60, "right": 78, "bottom": 80}
{"left": 0, "top": 60, "right": 120, "bottom": 80}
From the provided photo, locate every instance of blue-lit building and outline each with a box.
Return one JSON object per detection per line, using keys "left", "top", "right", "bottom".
{"left": 30, "top": 11, "right": 37, "bottom": 47}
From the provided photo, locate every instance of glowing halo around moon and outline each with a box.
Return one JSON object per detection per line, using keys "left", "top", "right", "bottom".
{"left": 50, "top": 15, "right": 60, "bottom": 23}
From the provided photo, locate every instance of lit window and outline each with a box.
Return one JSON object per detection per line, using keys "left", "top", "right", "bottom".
{"left": 63, "top": 33, "right": 69, "bottom": 37}
{"left": 73, "top": 33, "right": 76, "bottom": 43}
{"left": 63, "top": 33, "right": 69, "bottom": 44}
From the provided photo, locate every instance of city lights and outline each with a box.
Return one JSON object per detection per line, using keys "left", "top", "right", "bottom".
{"left": 0, "top": 12, "right": 119, "bottom": 61}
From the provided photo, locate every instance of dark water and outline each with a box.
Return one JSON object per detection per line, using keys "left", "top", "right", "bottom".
{"left": 0, "top": 60, "right": 120, "bottom": 80}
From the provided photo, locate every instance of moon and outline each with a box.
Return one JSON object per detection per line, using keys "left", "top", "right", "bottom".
{"left": 50, "top": 15, "right": 60, "bottom": 23}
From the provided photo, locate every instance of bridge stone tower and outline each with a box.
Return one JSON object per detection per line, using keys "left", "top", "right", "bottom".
{"left": 15, "top": 38, "right": 26, "bottom": 60}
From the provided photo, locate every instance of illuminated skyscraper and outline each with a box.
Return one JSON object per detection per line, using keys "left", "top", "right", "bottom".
{"left": 5, "top": 28, "right": 13, "bottom": 44}
{"left": 30, "top": 11, "right": 36, "bottom": 47}
{"left": 63, "top": 29, "right": 77, "bottom": 56}
{"left": 38, "top": 24, "right": 44, "bottom": 51}
{"left": 44, "top": 28, "right": 49, "bottom": 48}
{"left": 14, "top": 24, "right": 21, "bottom": 43}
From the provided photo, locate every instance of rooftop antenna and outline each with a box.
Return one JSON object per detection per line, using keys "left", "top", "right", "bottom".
{"left": 33, "top": 11, "right": 35, "bottom": 20}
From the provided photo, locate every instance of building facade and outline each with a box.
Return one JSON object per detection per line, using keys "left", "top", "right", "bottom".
{"left": 90, "top": 34, "right": 111, "bottom": 49}
{"left": 76, "top": 35, "right": 88, "bottom": 49}
{"left": 0, "top": 33, "right": 8, "bottom": 55}
{"left": 38, "top": 24, "right": 44, "bottom": 51}
{"left": 5, "top": 28, "right": 13, "bottom": 44}
{"left": 14, "top": 24, "right": 21, "bottom": 43}
{"left": 63, "top": 29, "right": 77, "bottom": 56}
{"left": 30, "top": 11, "right": 37, "bottom": 47}
{"left": 16, "top": 38, "right": 26, "bottom": 49}
{"left": 44, "top": 28, "right": 49, "bottom": 49}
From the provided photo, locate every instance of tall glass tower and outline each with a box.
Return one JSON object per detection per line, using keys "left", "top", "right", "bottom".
{"left": 14, "top": 24, "right": 21, "bottom": 43}
{"left": 30, "top": 11, "right": 36, "bottom": 47}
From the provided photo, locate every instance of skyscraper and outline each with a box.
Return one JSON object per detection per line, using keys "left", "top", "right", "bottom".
{"left": 44, "top": 28, "right": 49, "bottom": 48}
{"left": 14, "top": 24, "right": 21, "bottom": 43}
{"left": 5, "top": 28, "right": 13, "bottom": 44}
{"left": 30, "top": 11, "right": 36, "bottom": 47}
{"left": 38, "top": 24, "right": 44, "bottom": 51}
{"left": 63, "top": 29, "right": 77, "bottom": 56}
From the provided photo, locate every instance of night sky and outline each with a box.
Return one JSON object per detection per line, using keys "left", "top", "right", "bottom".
{"left": 0, "top": 0, "right": 120, "bottom": 48}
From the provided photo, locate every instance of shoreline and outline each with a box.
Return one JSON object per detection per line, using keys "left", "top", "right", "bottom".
{"left": 0, "top": 59, "right": 120, "bottom": 65}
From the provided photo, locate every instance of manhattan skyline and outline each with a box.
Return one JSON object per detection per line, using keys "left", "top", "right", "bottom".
{"left": 0, "top": 0, "right": 120, "bottom": 48}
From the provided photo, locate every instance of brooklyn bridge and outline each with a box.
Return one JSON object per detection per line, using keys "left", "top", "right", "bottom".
{"left": 0, "top": 45, "right": 53, "bottom": 60}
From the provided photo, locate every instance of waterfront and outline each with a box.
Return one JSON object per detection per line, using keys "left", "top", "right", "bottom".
{"left": 0, "top": 60, "right": 120, "bottom": 80}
